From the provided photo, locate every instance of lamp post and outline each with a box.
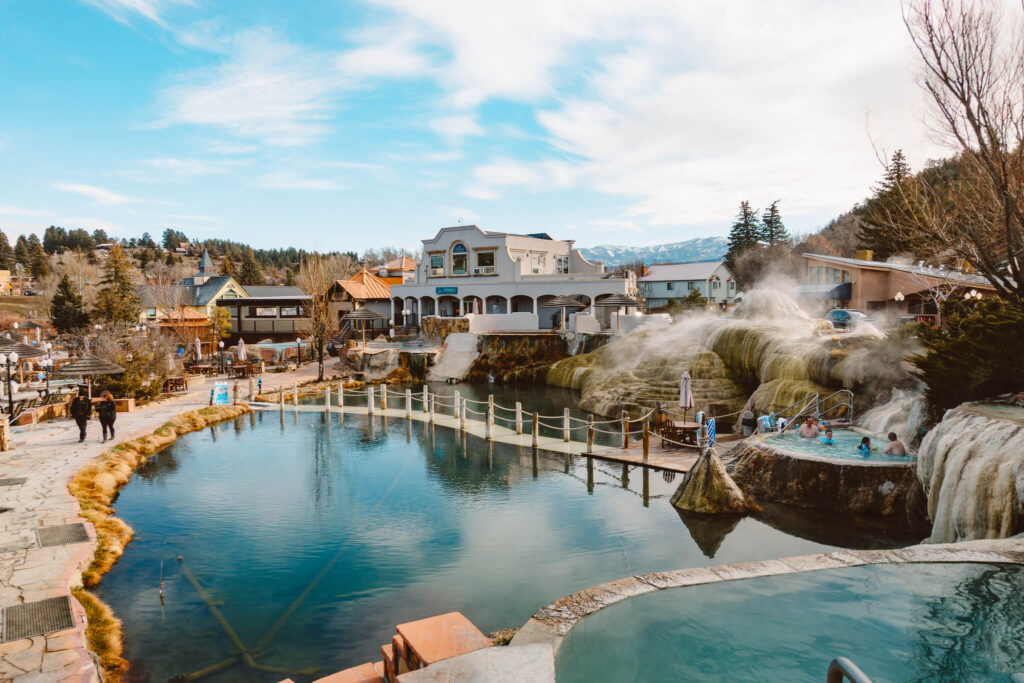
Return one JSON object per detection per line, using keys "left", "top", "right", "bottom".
{"left": 0, "top": 351, "right": 18, "bottom": 416}
{"left": 964, "top": 288, "right": 982, "bottom": 301}
{"left": 296, "top": 337, "right": 302, "bottom": 365}
{"left": 40, "top": 358, "right": 52, "bottom": 396}
{"left": 218, "top": 340, "right": 225, "bottom": 374}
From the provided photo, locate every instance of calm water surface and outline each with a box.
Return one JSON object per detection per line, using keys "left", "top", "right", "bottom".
{"left": 100, "top": 387, "right": 851, "bottom": 682}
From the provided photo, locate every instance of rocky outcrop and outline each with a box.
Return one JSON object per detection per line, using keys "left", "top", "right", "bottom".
{"left": 467, "top": 334, "right": 568, "bottom": 383}
{"left": 918, "top": 403, "right": 1024, "bottom": 543}
{"left": 671, "top": 448, "right": 751, "bottom": 514}
{"left": 422, "top": 317, "right": 470, "bottom": 345}
{"left": 725, "top": 440, "right": 929, "bottom": 532}
{"left": 346, "top": 347, "right": 402, "bottom": 380}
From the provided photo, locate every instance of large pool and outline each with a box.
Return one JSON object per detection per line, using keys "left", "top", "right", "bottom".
{"left": 556, "top": 563, "right": 1024, "bottom": 682}
{"left": 765, "top": 429, "right": 915, "bottom": 463}
{"left": 95, "top": 389, "right": 849, "bottom": 682}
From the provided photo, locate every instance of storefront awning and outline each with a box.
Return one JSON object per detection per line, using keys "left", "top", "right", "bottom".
{"left": 792, "top": 282, "right": 851, "bottom": 300}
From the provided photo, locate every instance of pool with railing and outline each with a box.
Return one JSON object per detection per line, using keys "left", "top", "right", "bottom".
{"left": 764, "top": 429, "right": 915, "bottom": 464}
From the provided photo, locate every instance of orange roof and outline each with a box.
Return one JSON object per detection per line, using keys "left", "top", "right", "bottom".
{"left": 156, "top": 308, "right": 208, "bottom": 321}
{"left": 384, "top": 256, "right": 418, "bottom": 272}
{"left": 334, "top": 268, "right": 391, "bottom": 301}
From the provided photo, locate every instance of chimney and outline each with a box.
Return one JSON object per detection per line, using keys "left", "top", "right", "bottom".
{"left": 855, "top": 249, "right": 874, "bottom": 261}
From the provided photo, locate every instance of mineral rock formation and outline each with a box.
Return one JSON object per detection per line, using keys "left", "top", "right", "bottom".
{"left": 671, "top": 448, "right": 751, "bottom": 514}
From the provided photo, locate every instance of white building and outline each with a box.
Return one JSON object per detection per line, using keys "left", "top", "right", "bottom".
{"left": 391, "top": 225, "right": 637, "bottom": 331}
{"left": 639, "top": 261, "right": 736, "bottom": 310}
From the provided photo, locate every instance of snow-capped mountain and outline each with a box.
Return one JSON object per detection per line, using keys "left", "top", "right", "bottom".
{"left": 579, "top": 237, "right": 727, "bottom": 266}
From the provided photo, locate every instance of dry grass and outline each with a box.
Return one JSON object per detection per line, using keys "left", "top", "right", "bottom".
{"left": 68, "top": 404, "right": 249, "bottom": 681}
{"left": 72, "top": 587, "right": 129, "bottom": 682}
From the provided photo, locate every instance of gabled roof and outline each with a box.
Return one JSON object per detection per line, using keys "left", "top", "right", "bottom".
{"left": 640, "top": 261, "right": 725, "bottom": 282}
{"left": 137, "top": 284, "right": 196, "bottom": 308}
{"left": 156, "top": 308, "right": 208, "bottom": 321}
{"left": 197, "top": 249, "right": 215, "bottom": 274}
{"left": 194, "top": 276, "right": 240, "bottom": 306}
{"left": 384, "top": 256, "right": 418, "bottom": 272}
{"left": 244, "top": 285, "right": 306, "bottom": 297}
{"left": 802, "top": 253, "right": 994, "bottom": 287}
{"left": 333, "top": 269, "right": 391, "bottom": 301}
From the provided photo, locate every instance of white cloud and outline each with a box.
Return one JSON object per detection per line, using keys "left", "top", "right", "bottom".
{"left": 53, "top": 183, "right": 140, "bottom": 206}
{"left": 429, "top": 115, "right": 484, "bottom": 142}
{"left": 80, "top": 0, "right": 193, "bottom": 27}
{"left": 143, "top": 157, "right": 250, "bottom": 175}
{"left": 442, "top": 206, "right": 480, "bottom": 223}
{"left": 259, "top": 172, "right": 338, "bottom": 190}
{"left": 0, "top": 205, "right": 51, "bottom": 218}
{"left": 462, "top": 185, "right": 500, "bottom": 201}
{"left": 335, "top": 25, "right": 430, "bottom": 78}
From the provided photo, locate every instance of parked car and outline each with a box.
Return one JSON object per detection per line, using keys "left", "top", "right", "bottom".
{"left": 825, "top": 308, "right": 869, "bottom": 330}
{"left": 23, "top": 290, "right": 41, "bottom": 297}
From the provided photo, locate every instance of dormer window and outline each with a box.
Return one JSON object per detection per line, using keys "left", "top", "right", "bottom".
{"left": 451, "top": 243, "right": 468, "bottom": 276}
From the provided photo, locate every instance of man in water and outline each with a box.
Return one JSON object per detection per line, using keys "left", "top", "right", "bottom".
{"left": 797, "top": 417, "right": 820, "bottom": 438}
{"left": 881, "top": 432, "right": 907, "bottom": 456}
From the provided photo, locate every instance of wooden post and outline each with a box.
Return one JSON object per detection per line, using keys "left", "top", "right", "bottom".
{"left": 460, "top": 397, "right": 467, "bottom": 432}
{"left": 0, "top": 419, "right": 9, "bottom": 451}
{"left": 292, "top": 382, "right": 298, "bottom": 406}
{"left": 324, "top": 386, "right": 330, "bottom": 412}
{"left": 488, "top": 394, "right": 494, "bottom": 430}
{"left": 532, "top": 413, "right": 539, "bottom": 448}
{"left": 233, "top": 384, "right": 239, "bottom": 405}
{"left": 621, "top": 410, "right": 629, "bottom": 449}
{"left": 248, "top": 377, "right": 255, "bottom": 400}
{"left": 279, "top": 388, "right": 284, "bottom": 411}
{"left": 515, "top": 402, "right": 523, "bottom": 435}
{"left": 429, "top": 393, "right": 435, "bottom": 423}
{"left": 563, "top": 407, "right": 570, "bottom": 442}
{"left": 642, "top": 421, "right": 650, "bottom": 462}
{"left": 379, "top": 384, "right": 387, "bottom": 410}
{"left": 422, "top": 385, "right": 429, "bottom": 413}
{"left": 454, "top": 390, "right": 461, "bottom": 418}
{"left": 587, "top": 414, "right": 594, "bottom": 452}
{"left": 367, "top": 385, "right": 375, "bottom": 414}
{"left": 485, "top": 404, "right": 493, "bottom": 440}
{"left": 405, "top": 388, "right": 412, "bottom": 418}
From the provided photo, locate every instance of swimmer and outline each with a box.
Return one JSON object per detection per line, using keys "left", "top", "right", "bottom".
{"left": 881, "top": 432, "right": 907, "bottom": 456}
{"left": 820, "top": 429, "right": 835, "bottom": 445}
{"left": 797, "top": 417, "right": 820, "bottom": 438}
{"left": 857, "top": 436, "right": 874, "bottom": 455}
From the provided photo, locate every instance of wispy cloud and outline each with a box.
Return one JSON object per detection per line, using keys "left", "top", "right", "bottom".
{"left": 142, "top": 157, "right": 251, "bottom": 175}
{"left": 259, "top": 171, "right": 338, "bottom": 191}
{"left": 80, "top": 0, "right": 193, "bottom": 27}
{"left": 53, "top": 182, "right": 140, "bottom": 206}
{"left": 429, "top": 114, "right": 484, "bottom": 142}
{"left": 0, "top": 205, "right": 51, "bottom": 218}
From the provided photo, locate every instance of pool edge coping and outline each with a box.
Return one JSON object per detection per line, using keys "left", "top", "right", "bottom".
{"left": 509, "top": 536, "right": 1024, "bottom": 654}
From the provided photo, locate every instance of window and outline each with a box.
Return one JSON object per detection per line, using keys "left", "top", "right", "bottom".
{"left": 687, "top": 281, "right": 696, "bottom": 290}
{"left": 810, "top": 266, "right": 823, "bottom": 284}
{"left": 146, "top": 307, "right": 156, "bottom": 317}
{"left": 842, "top": 269, "right": 850, "bottom": 283}
{"left": 666, "top": 282, "right": 674, "bottom": 291}
{"left": 429, "top": 253, "right": 444, "bottom": 276}
{"left": 250, "top": 307, "right": 277, "bottom": 317}
{"left": 712, "top": 280, "right": 720, "bottom": 290}
{"left": 451, "top": 243, "right": 468, "bottom": 276}
{"left": 556, "top": 256, "right": 569, "bottom": 274}
{"left": 826, "top": 267, "right": 842, "bottom": 283}
{"left": 475, "top": 250, "right": 495, "bottom": 275}
{"left": 280, "top": 306, "right": 306, "bottom": 318}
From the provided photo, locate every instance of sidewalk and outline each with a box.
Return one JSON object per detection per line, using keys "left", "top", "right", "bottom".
{"left": 0, "top": 363, "right": 326, "bottom": 682}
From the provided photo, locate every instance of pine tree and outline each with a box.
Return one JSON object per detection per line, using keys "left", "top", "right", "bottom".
{"left": 13, "top": 235, "right": 30, "bottom": 269}
{"left": 860, "top": 149, "right": 916, "bottom": 259}
{"left": 284, "top": 268, "right": 296, "bottom": 286}
{"left": 239, "top": 248, "right": 264, "bottom": 285}
{"left": 760, "top": 200, "right": 791, "bottom": 246}
{"left": 724, "top": 200, "right": 762, "bottom": 273}
{"left": 94, "top": 244, "right": 140, "bottom": 323}
{"left": 50, "top": 275, "right": 90, "bottom": 333}
{"left": 221, "top": 253, "right": 236, "bottom": 278}
{"left": 28, "top": 239, "right": 49, "bottom": 278}
{"left": 0, "top": 230, "right": 13, "bottom": 271}
{"left": 43, "top": 226, "right": 66, "bottom": 254}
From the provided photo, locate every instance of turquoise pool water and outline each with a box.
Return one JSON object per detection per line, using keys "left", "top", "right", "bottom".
{"left": 96, "top": 390, "right": 844, "bottom": 682}
{"left": 766, "top": 430, "right": 915, "bottom": 463}
{"left": 556, "top": 563, "right": 1024, "bottom": 682}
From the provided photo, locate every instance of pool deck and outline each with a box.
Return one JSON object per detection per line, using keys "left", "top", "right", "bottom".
{"left": 0, "top": 363, "right": 326, "bottom": 682}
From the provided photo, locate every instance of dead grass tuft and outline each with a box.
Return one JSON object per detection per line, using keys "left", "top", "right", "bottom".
{"left": 73, "top": 587, "right": 129, "bottom": 682}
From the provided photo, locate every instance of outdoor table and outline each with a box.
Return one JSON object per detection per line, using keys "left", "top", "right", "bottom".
{"left": 165, "top": 376, "right": 188, "bottom": 392}
{"left": 659, "top": 420, "right": 701, "bottom": 448}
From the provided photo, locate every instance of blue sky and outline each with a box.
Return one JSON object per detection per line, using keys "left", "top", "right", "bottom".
{"left": 0, "top": 0, "right": 962, "bottom": 252}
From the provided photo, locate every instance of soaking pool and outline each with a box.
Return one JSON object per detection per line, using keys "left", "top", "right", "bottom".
{"left": 556, "top": 562, "right": 1024, "bottom": 682}
{"left": 96, "top": 392, "right": 845, "bottom": 682}
{"left": 765, "top": 430, "right": 915, "bottom": 463}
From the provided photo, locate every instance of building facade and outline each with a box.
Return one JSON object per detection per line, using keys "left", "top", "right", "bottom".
{"left": 639, "top": 261, "right": 735, "bottom": 311}
{"left": 391, "top": 225, "right": 636, "bottom": 330}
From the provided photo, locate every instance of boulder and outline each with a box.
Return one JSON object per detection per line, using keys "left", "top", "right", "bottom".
{"left": 671, "top": 448, "right": 751, "bottom": 514}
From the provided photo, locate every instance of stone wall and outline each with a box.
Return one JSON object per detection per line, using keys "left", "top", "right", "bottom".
{"left": 422, "top": 316, "right": 470, "bottom": 344}
{"left": 466, "top": 334, "right": 569, "bottom": 383}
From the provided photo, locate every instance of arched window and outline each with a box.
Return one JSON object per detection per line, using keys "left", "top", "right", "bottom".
{"left": 451, "top": 242, "right": 468, "bottom": 275}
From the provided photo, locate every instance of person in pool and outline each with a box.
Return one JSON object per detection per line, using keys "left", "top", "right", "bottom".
{"left": 797, "top": 417, "right": 820, "bottom": 438}
{"left": 820, "top": 429, "right": 835, "bottom": 445}
{"left": 857, "top": 436, "right": 874, "bottom": 455}
{"left": 882, "top": 432, "right": 908, "bottom": 456}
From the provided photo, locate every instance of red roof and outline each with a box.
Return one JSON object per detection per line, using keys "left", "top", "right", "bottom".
{"left": 334, "top": 269, "right": 391, "bottom": 301}
{"left": 384, "top": 256, "right": 418, "bottom": 272}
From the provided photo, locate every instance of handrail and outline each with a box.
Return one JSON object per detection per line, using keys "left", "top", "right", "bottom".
{"left": 756, "top": 393, "right": 817, "bottom": 434}
{"left": 827, "top": 657, "right": 872, "bottom": 683}
{"left": 819, "top": 389, "right": 855, "bottom": 423}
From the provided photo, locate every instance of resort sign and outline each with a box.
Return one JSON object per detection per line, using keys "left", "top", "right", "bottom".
{"left": 435, "top": 287, "right": 458, "bottom": 294}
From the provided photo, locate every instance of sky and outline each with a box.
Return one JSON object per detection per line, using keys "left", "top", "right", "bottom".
{"left": 0, "top": 0, "right": 970, "bottom": 253}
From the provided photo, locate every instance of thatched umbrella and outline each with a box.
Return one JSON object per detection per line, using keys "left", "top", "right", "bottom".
{"left": 594, "top": 294, "right": 642, "bottom": 331}
{"left": 342, "top": 308, "right": 385, "bottom": 348}
{"left": 541, "top": 295, "right": 586, "bottom": 333}
{"left": 57, "top": 355, "right": 125, "bottom": 399}
{"left": 0, "top": 342, "right": 45, "bottom": 386}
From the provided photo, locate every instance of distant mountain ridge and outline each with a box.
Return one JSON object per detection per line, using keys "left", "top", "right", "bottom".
{"left": 579, "top": 237, "right": 727, "bottom": 266}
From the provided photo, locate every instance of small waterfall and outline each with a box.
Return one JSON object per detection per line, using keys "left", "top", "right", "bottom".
{"left": 918, "top": 404, "right": 1024, "bottom": 543}
{"left": 859, "top": 388, "right": 927, "bottom": 446}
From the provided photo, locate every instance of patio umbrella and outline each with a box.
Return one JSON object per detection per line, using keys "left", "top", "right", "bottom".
{"left": 57, "top": 355, "right": 125, "bottom": 399}
{"left": 194, "top": 337, "right": 202, "bottom": 361}
{"left": 343, "top": 308, "right": 385, "bottom": 348}
{"left": 236, "top": 338, "right": 247, "bottom": 362}
{"left": 542, "top": 295, "right": 586, "bottom": 333}
{"left": 679, "top": 369, "right": 694, "bottom": 422}
{"left": 594, "top": 294, "right": 642, "bottom": 331}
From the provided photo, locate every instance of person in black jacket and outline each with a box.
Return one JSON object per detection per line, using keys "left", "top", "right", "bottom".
{"left": 98, "top": 391, "right": 117, "bottom": 442}
{"left": 69, "top": 389, "right": 92, "bottom": 443}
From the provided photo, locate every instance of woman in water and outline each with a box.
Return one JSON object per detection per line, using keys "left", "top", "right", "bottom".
{"left": 820, "top": 429, "right": 835, "bottom": 445}
{"left": 857, "top": 436, "right": 873, "bottom": 455}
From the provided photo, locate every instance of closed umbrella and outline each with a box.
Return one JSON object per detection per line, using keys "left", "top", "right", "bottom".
{"left": 194, "top": 337, "right": 202, "bottom": 361}
{"left": 679, "top": 369, "right": 694, "bottom": 422}
{"left": 236, "top": 339, "right": 247, "bottom": 362}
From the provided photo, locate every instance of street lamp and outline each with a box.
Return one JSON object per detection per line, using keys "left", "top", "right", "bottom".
{"left": 296, "top": 337, "right": 302, "bottom": 365}
{"left": 39, "top": 357, "right": 53, "bottom": 396}
{"left": 0, "top": 351, "right": 18, "bottom": 416}
{"left": 964, "top": 288, "right": 982, "bottom": 300}
{"left": 218, "top": 340, "right": 225, "bottom": 374}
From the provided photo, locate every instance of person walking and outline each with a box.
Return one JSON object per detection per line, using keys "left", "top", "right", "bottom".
{"left": 98, "top": 391, "right": 117, "bottom": 442}
{"left": 69, "top": 388, "right": 92, "bottom": 443}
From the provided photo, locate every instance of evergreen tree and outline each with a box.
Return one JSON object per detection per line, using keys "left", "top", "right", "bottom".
{"left": 139, "top": 232, "right": 156, "bottom": 249}
{"left": 724, "top": 200, "right": 762, "bottom": 273}
{"left": 43, "top": 226, "right": 66, "bottom": 254}
{"left": 65, "top": 228, "right": 94, "bottom": 251}
{"left": 760, "top": 200, "right": 791, "bottom": 246}
{"left": 221, "top": 253, "right": 236, "bottom": 278}
{"left": 92, "top": 229, "right": 109, "bottom": 244}
{"left": 0, "top": 230, "right": 13, "bottom": 271}
{"left": 284, "top": 268, "right": 296, "bottom": 286}
{"left": 94, "top": 244, "right": 140, "bottom": 323}
{"left": 13, "top": 235, "right": 30, "bottom": 269}
{"left": 239, "top": 248, "right": 264, "bottom": 285}
{"left": 28, "top": 239, "right": 49, "bottom": 278}
{"left": 50, "top": 275, "right": 90, "bottom": 333}
{"left": 859, "top": 149, "right": 916, "bottom": 259}
{"left": 164, "top": 250, "right": 177, "bottom": 266}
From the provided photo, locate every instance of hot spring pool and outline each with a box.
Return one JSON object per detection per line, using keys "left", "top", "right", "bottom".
{"left": 556, "top": 562, "right": 1024, "bottom": 682}
{"left": 765, "top": 429, "right": 915, "bottom": 463}
{"left": 95, "top": 386, "right": 843, "bottom": 682}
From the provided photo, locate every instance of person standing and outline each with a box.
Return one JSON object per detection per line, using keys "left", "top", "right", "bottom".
{"left": 69, "top": 389, "right": 91, "bottom": 443}
{"left": 97, "top": 391, "right": 117, "bottom": 442}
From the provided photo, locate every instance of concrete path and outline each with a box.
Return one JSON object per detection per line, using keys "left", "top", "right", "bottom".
{"left": 0, "top": 363, "right": 326, "bottom": 683}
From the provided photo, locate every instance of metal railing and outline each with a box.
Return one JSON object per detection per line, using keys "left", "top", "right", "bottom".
{"left": 756, "top": 389, "right": 856, "bottom": 434}
{"left": 819, "top": 389, "right": 854, "bottom": 423}
{"left": 827, "top": 657, "right": 872, "bottom": 683}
